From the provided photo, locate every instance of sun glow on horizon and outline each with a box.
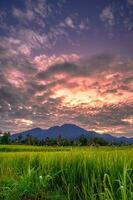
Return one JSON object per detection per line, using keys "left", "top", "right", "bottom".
{"left": 52, "top": 86, "right": 133, "bottom": 108}
{"left": 15, "top": 119, "right": 33, "bottom": 126}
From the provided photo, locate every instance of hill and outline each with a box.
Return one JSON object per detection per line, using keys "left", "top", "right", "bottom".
{"left": 11, "top": 123, "right": 133, "bottom": 144}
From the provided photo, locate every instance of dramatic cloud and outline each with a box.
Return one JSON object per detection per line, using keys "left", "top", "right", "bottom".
{"left": 34, "top": 54, "right": 80, "bottom": 71}
{"left": 0, "top": 0, "right": 133, "bottom": 136}
{"left": 0, "top": 45, "right": 133, "bottom": 136}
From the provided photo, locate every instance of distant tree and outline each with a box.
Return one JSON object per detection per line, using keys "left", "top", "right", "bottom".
{"left": 0, "top": 130, "right": 2, "bottom": 144}
{"left": 1, "top": 132, "right": 11, "bottom": 144}
{"left": 79, "top": 134, "right": 88, "bottom": 146}
{"left": 49, "top": 138, "right": 57, "bottom": 146}
{"left": 72, "top": 140, "right": 78, "bottom": 146}
{"left": 42, "top": 137, "right": 57, "bottom": 146}
{"left": 15, "top": 135, "right": 22, "bottom": 144}
{"left": 45, "top": 137, "right": 50, "bottom": 146}
{"left": 18, "top": 135, "right": 22, "bottom": 142}
{"left": 88, "top": 137, "right": 109, "bottom": 146}
{"left": 62, "top": 139, "right": 71, "bottom": 146}
{"left": 0, "top": 130, "right": 3, "bottom": 136}
{"left": 25, "top": 133, "right": 34, "bottom": 145}
{"left": 33, "top": 137, "right": 39, "bottom": 145}
{"left": 57, "top": 135, "right": 63, "bottom": 146}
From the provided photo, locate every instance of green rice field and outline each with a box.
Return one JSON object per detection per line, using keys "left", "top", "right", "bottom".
{"left": 0, "top": 145, "right": 133, "bottom": 200}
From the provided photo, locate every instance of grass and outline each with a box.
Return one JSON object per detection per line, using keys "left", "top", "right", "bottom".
{"left": 0, "top": 145, "right": 133, "bottom": 200}
{"left": 0, "top": 144, "right": 71, "bottom": 152}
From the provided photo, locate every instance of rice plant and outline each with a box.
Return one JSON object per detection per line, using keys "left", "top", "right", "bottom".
{"left": 0, "top": 146, "right": 133, "bottom": 200}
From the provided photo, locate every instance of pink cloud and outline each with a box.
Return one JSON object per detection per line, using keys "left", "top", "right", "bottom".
{"left": 33, "top": 53, "right": 80, "bottom": 71}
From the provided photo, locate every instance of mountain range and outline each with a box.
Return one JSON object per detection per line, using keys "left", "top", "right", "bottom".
{"left": 11, "top": 124, "right": 133, "bottom": 144}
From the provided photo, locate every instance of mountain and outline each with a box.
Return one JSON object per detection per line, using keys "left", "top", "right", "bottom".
{"left": 11, "top": 124, "right": 96, "bottom": 140}
{"left": 11, "top": 123, "right": 133, "bottom": 144}
{"left": 11, "top": 127, "right": 46, "bottom": 140}
{"left": 48, "top": 124, "right": 98, "bottom": 139}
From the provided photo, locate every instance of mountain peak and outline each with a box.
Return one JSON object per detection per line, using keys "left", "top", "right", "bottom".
{"left": 61, "top": 123, "right": 82, "bottom": 128}
{"left": 11, "top": 124, "right": 133, "bottom": 144}
{"left": 48, "top": 125, "right": 60, "bottom": 131}
{"left": 32, "top": 127, "right": 43, "bottom": 131}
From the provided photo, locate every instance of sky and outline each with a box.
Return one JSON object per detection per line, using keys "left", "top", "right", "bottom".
{"left": 0, "top": 0, "right": 133, "bottom": 136}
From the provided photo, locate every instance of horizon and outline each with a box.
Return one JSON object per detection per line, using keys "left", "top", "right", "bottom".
{"left": 10, "top": 123, "right": 100, "bottom": 135}
{"left": 0, "top": 0, "right": 133, "bottom": 137}
{"left": 10, "top": 123, "right": 133, "bottom": 138}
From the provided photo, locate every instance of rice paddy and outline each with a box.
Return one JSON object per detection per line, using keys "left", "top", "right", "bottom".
{"left": 0, "top": 145, "right": 133, "bottom": 200}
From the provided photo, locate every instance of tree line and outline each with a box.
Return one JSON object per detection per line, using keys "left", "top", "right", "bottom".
{"left": 0, "top": 131, "right": 129, "bottom": 146}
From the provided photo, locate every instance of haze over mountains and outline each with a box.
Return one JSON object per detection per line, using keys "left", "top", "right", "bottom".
{"left": 11, "top": 124, "right": 133, "bottom": 144}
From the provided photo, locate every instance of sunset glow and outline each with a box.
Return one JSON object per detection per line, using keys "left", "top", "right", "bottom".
{"left": 0, "top": 0, "right": 133, "bottom": 136}
{"left": 15, "top": 119, "right": 33, "bottom": 126}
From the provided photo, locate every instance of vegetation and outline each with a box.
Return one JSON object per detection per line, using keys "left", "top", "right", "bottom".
{"left": 0, "top": 132, "right": 11, "bottom": 144}
{"left": 0, "top": 132, "right": 117, "bottom": 146}
{"left": 0, "top": 145, "right": 133, "bottom": 200}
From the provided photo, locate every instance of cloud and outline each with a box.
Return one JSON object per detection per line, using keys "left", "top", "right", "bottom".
{"left": 0, "top": 0, "right": 71, "bottom": 57}
{"left": 0, "top": 0, "right": 90, "bottom": 57}
{"left": 34, "top": 54, "right": 133, "bottom": 135}
{"left": 0, "top": 0, "right": 133, "bottom": 135}
{"left": 0, "top": 10, "right": 8, "bottom": 30}
{"left": 65, "top": 17, "right": 75, "bottom": 29}
{"left": 15, "top": 119, "right": 33, "bottom": 126}
{"left": 34, "top": 53, "right": 80, "bottom": 71}
{"left": 12, "top": 0, "right": 53, "bottom": 28}
{"left": 128, "top": 0, "right": 133, "bottom": 6}
{"left": 13, "top": 8, "right": 34, "bottom": 21}
{"left": 79, "top": 20, "right": 90, "bottom": 30}
{"left": 99, "top": 2, "right": 133, "bottom": 33}
{"left": 1, "top": 49, "right": 132, "bottom": 135}
{"left": 60, "top": 15, "right": 90, "bottom": 32}
{"left": 0, "top": 29, "right": 53, "bottom": 58}
{"left": 100, "top": 6, "right": 115, "bottom": 27}
{"left": 123, "top": 17, "right": 133, "bottom": 31}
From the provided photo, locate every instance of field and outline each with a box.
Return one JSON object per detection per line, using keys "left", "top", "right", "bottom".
{"left": 0, "top": 145, "right": 133, "bottom": 200}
